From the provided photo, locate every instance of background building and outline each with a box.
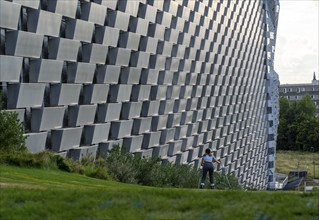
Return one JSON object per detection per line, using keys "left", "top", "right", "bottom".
{"left": 0, "top": 0, "right": 279, "bottom": 190}
{"left": 279, "top": 73, "right": 319, "bottom": 116}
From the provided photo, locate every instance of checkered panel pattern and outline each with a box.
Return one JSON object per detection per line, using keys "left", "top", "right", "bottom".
{"left": 0, "top": 0, "right": 279, "bottom": 190}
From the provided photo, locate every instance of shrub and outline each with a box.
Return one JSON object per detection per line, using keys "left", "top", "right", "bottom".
{"left": 0, "top": 150, "right": 58, "bottom": 169}
{"left": 0, "top": 149, "right": 33, "bottom": 167}
{"left": 104, "top": 146, "right": 138, "bottom": 183}
{"left": 32, "top": 151, "right": 59, "bottom": 169}
{"left": 0, "top": 91, "right": 25, "bottom": 151}
{"left": 214, "top": 172, "right": 242, "bottom": 190}
{"left": 0, "top": 149, "right": 111, "bottom": 180}
{"left": 134, "top": 156, "right": 163, "bottom": 186}
{"left": 164, "top": 163, "right": 201, "bottom": 188}
{"left": 80, "top": 156, "right": 111, "bottom": 180}
{"left": 103, "top": 145, "right": 239, "bottom": 189}
{"left": 0, "top": 111, "right": 26, "bottom": 152}
{"left": 55, "top": 156, "right": 74, "bottom": 172}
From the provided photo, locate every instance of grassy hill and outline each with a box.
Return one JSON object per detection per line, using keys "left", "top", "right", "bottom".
{"left": 276, "top": 150, "right": 319, "bottom": 179}
{"left": 1, "top": 165, "right": 318, "bottom": 220}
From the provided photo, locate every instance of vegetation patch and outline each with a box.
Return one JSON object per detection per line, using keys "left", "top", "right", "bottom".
{"left": 0, "top": 165, "right": 318, "bottom": 220}
{"left": 0, "top": 145, "right": 240, "bottom": 189}
{"left": 0, "top": 110, "right": 26, "bottom": 152}
{"left": 276, "top": 150, "right": 319, "bottom": 179}
{"left": 103, "top": 145, "right": 241, "bottom": 189}
{"left": 277, "top": 95, "right": 319, "bottom": 152}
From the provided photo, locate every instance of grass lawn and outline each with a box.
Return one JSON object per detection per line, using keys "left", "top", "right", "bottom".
{"left": 1, "top": 165, "right": 318, "bottom": 220}
{"left": 276, "top": 150, "right": 319, "bottom": 179}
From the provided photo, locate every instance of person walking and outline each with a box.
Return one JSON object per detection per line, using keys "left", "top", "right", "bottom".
{"left": 199, "top": 148, "right": 221, "bottom": 189}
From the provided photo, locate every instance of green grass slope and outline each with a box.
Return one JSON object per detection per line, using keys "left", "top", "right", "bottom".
{"left": 276, "top": 150, "right": 319, "bottom": 179}
{"left": 1, "top": 165, "right": 318, "bottom": 220}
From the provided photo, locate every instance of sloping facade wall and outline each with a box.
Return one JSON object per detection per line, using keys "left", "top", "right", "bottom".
{"left": 0, "top": 0, "right": 279, "bottom": 189}
{"left": 264, "top": 0, "right": 280, "bottom": 190}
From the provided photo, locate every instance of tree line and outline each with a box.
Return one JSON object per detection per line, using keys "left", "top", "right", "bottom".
{"left": 277, "top": 95, "right": 319, "bottom": 152}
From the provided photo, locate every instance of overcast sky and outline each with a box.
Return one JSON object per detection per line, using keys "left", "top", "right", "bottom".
{"left": 274, "top": 0, "right": 319, "bottom": 84}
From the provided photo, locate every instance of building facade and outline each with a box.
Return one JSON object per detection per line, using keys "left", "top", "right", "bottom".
{"left": 264, "top": 0, "right": 280, "bottom": 190}
{"left": 279, "top": 73, "right": 319, "bottom": 117}
{"left": 0, "top": 0, "right": 279, "bottom": 190}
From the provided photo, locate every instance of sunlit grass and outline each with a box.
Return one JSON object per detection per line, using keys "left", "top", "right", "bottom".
{"left": 276, "top": 150, "right": 319, "bottom": 179}
{"left": 1, "top": 165, "right": 318, "bottom": 220}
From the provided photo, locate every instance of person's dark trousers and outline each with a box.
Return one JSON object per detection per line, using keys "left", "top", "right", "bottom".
{"left": 200, "top": 163, "right": 214, "bottom": 188}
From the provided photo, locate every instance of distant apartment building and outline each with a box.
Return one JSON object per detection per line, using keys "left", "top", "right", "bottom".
{"left": 279, "top": 73, "right": 319, "bottom": 116}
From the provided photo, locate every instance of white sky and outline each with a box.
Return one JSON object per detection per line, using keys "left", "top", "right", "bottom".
{"left": 274, "top": 0, "right": 319, "bottom": 84}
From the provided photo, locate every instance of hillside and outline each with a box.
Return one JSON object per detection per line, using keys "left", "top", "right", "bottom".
{"left": 276, "top": 150, "right": 319, "bottom": 179}
{"left": 0, "top": 165, "right": 318, "bottom": 220}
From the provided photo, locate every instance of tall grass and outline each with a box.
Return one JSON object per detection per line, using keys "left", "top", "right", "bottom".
{"left": 0, "top": 150, "right": 111, "bottom": 180}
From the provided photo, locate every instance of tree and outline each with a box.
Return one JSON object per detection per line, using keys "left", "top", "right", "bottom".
{"left": 0, "top": 92, "right": 26, "bottom": 152}
{"left": 277, "top": 95, "right": 319, "bottom": 152}
{"left": 296, "top": 95, "right": 316, "bottom": 120}
{"left": 296, "top": 117, "right": 319, "bottom": 151}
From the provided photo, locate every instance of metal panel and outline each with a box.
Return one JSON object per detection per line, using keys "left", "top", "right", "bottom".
{"left": 7, "top": 83, "right": 45, "bottom": 109}
{"left": 0, "top": 55, "right": 23, "bottom": 82}
{"left": 6, "top": 31, "right": 43, "bottom": 58}
{"left": 28, "top": 9, "right": 62, "bottom": 37}
{"left": 0, "top": 1, "right": 21, "bottom": 30}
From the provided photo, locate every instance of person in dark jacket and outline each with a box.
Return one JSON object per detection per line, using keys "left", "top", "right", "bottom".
{"left": 199, "top": 148, "right": 221, "bottom": 189}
